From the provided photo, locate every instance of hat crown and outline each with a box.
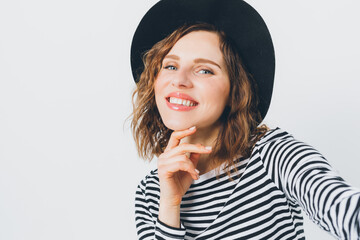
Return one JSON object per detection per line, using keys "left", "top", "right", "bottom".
{"left": 130, "top": 0, "right": 275, "bottom": 120}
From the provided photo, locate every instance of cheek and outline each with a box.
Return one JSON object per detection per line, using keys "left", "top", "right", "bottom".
{"left": 198, "top": 81, "right": 230, "bottom": 121}
{"left": 206, "top": 81, "right": 230, "bottom": 105}
{"left": 154, "top": 76, "right": 169, "bottom": 115}
{"left": 154, "top": 71, "right": 168, "bottom": 92}
{"left": 154, "top": 77, "right": 164, "bottom": 101}
{"left": 154, "top": 90, "right": 162, "bottom": 111}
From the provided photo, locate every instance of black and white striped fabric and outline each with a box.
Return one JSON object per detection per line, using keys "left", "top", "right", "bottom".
{"left": 135, "top": 128, "right": 360, "bottom": 239}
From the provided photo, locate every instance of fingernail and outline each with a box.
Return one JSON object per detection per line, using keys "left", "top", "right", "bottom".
{"left": 205, "top": 146, "right": 212, "bottom": 150}
{"left": 195, "top": 169, "right": 200, "bottom": 174}
{"left": 189, "top": 126, "right": 196, "bottom": 131}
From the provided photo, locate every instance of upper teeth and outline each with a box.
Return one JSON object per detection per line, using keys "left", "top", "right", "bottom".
{"left": 169, "top": 97, "right": 197, "bottom": 107}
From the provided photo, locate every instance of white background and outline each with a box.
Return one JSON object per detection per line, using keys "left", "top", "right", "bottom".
{"left": 0, "top": 0, "right": 359, "bottom": 239}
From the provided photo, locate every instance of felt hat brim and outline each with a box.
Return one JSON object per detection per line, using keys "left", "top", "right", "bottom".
{"left": 130, "top": 0, "right": 275, "bottom": 120}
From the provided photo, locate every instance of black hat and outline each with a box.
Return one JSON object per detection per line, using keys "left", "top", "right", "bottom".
{"left": 130, "top": 0, "right": 275, "bottom": 120}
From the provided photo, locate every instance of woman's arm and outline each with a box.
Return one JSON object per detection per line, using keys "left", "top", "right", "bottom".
{"left": 135, "top": 126, "right": 211, "bottom": 239}
{"left": 135, "top": 179, "right": 156, "bottom": 240}
{"left": 262, "top": 136, "right": 360, "bottom": 239}
{"left": 135, "top": 177, "right": 187, "bottom": 240}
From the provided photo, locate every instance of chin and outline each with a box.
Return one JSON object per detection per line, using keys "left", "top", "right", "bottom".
{"left": 163, "top": 119, "right": 193, "bottom": 131}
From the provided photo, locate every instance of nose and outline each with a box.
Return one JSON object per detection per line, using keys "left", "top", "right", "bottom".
{"left": 171, "top": 70, "right": 193, "bottom": 88}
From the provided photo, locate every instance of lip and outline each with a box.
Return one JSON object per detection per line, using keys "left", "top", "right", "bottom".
{"left": 165, "top": 92, "right": 199, "bottom": 112}
{"left": 166, "top": 92, "right": 198, "bottom": 103}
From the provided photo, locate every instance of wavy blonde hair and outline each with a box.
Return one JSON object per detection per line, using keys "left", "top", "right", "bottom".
{"left": 129, "top": 23, "right": 268, "bottom": 173}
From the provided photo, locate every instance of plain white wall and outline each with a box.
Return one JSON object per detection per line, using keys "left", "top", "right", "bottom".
{"left": 0, "top": 0, "right": 359, "bottom": 239}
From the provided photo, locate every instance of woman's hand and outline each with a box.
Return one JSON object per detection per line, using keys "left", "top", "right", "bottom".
{"left": 157, "top": 126, "right": 212, "bottom": 227}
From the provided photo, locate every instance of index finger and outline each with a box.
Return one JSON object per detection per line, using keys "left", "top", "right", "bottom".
{"left": 165, "top": 126, "right": 196, "bottom": 151}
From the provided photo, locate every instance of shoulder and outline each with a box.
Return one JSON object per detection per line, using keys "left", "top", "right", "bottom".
{"left": 135, "top": 169, "right": 160, "bottom": 221}
{"left": 255, "top": 127, "right": 295, "bottom": 148}
{"left": 137, "top": 169, "right": 160, "bottom": 195}
{"left": 255, "top": 127, "right": 318, "bottom": 151}
{"left": 253, "top": 127, "right": 326, "bottom": 164}
{"left": 252, "top": 127, "right": 332, "bottom": 181}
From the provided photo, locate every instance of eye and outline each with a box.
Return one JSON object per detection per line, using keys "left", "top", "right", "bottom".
{"left": 198, "top": 69, "right": 214, "bottom": 75}
{"left": 164, "top": 65, "right": 177, "bottom": 71}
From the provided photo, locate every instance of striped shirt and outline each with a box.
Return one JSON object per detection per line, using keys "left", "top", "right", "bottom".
{"left": 135, "top": 128, "right": 360, "bottom": 239}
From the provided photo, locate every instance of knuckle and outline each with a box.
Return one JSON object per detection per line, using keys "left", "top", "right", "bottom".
{"left": 174, "top": 161, "right": 183, "bottom": 168}
{"left": 170, "top": 131, "right": 178, "bottom": 138}
{"left": 175, "top": 160, "right": 186, "bottom": 170}
{"left": 178, "top": 143, "right": 190, "bottom": 152}
{"left": 181, "top": 158, "right": 192, "bottom": 169}
{"left": 179, "top": 155, "right": 188, "bottom": 162}
{"left": 158, "top": 152, "right": 169, "bottom": 161}
{"left": 179, "top": 142, "right": 190, "bottom": 147}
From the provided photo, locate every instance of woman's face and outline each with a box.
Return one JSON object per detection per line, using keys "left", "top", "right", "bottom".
{"left": 154, "top": 30, "right": 230, "bottom": 131}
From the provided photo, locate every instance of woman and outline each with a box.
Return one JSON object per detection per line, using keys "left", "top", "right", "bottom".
{"left": 130, "top": 0, "right": 360, "bottom": 239}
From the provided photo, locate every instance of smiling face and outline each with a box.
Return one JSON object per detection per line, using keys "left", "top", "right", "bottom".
{"left": 154, "top": 30, "right": 230, "bottom": 131}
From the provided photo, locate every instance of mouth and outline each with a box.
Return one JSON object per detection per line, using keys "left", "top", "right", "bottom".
{"left": 165, "top": 96, "right": 199, "bottom": 111}
{"left": 166, "top": 97, "right": 199, "bottom": 107}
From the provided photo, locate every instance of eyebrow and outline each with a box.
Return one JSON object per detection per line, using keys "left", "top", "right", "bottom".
{"left": 164, "top": 55, "right": 180, "bottom": 60}
{"left": 164, "top": 55, "right": 222, "bottom": 69}
{"left": 194, "top": 58, "right": 221, "bottom": 70}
